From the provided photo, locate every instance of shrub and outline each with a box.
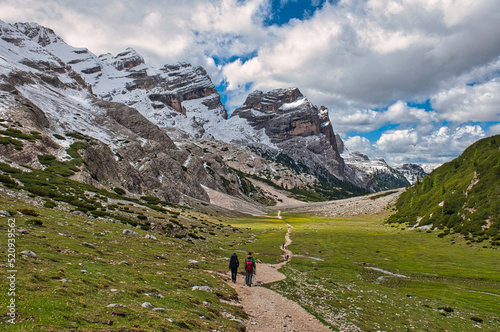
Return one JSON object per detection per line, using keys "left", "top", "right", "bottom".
{"left": 26, "top": 219, "right": 43, "bottom": 226}
{"left": 43, "top": 201, "right": 57, "bottom": 209}
{"left": 0, "top": 174, "right": 17, "bottom": 187}
{"left": 18, "top": 209, "right": 39, "bottom": 216}
{"left": 141, "top": 196, "right": 162, "bottom": 205}
{"left": 113, "top": 187, "right": 126, "bottom": 195}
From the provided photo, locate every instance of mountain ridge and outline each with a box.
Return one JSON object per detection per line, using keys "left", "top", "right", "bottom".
{"left": 0, "top": 20, "right": 426, "bottom": 208}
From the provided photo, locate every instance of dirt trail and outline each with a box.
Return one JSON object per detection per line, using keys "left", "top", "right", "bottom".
{"left": 224, "top": 224, "right": 331, "bottom": 331}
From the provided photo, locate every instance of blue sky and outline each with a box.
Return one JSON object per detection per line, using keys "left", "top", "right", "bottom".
{"left": 2, "top": 0, "right": 499, "bottom": 169}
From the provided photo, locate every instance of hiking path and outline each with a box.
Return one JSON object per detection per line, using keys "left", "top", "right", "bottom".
{"left": 223, "top": 224, "right": 332, "bottom": 331}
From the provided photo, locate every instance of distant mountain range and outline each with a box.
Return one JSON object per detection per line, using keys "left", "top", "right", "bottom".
{"left": 0, "top": 20, "right": 427, "bottom": 207}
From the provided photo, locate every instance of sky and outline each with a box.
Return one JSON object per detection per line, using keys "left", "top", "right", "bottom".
{"left": 1, "top": 0, "right": 500, "bottom": 169}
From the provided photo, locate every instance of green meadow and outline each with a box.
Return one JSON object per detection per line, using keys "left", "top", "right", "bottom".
{"left": 245, "top": 213, "right": 500, "bottom": 331}
{"left": 0, "top": 193, "right": 251, "bottom": 331}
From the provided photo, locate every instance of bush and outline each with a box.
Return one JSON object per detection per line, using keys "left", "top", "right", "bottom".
{"left": 141, "top": 196, "right": 162, "bottom": 205}
{"left": 43, "top": 201, "right": 57, "bottom": 209}
{"left": 18, "top": 209, "right": 39, "bottom": 216}
{"left": 26, "top": 219, "right": 43, "bottom": 226}
{"left": 0, "top": 174, "right": 17, "bottom": 187}
{"left": 113, "top": 187, "right": 126, "bottom": 195}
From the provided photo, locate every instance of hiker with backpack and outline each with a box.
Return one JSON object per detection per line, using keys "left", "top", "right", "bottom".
{"left": 229, "top": 253, "right": 239, "bottom": 283}
{"left": 244, "top": 252, "right": 256, "bottom": 287}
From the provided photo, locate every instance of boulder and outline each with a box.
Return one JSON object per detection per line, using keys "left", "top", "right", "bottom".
{"left": 123, "top": 229, "right": 138, "bottom": 236}
{"left": 192, "top": 286, "right": 212, "bottom": 293}
{"left": 21, "top": 250, "right": 37, "bottom": 258}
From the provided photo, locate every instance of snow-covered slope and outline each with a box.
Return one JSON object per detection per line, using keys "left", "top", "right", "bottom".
{"left": 342, "top": 152, "right": 410, "bottom": 189}
{"left": 14, "top": 22, "right": 229, "bottom": 139}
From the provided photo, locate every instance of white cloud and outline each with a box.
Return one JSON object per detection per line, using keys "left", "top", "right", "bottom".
{"left": 344, "top": 136, "right": 373, "bottom": 155}
{"left": 431, "top": 79, "right": 500, "bottom": 122}
{"left": 373, "top": 125, "right": 486, "bottom": 166}
{"left": 489, "top": 124, "right": 500, "bottom": 136}
{"left": 376, "top": 129, "right": 419, "bottom": 153}
{"left": 1, "top": 0, "right": 499, "bottom": 168}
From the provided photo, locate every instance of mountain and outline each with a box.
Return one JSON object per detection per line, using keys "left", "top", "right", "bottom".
{"left": 0, "top": 20, "right": 266, "bottom": 205}
{"left": 388, "top": 135, "right": 500, "bottom": 244}
{"left": 1, "top": 20, "right": 417, "bottom": 211}
{"left": 13, "top": 22, "right": 228, "bottom": 139}
{"left": 395, "top": 163, "right": 427, "bottom": 185}
{"left": 342, "top": 152, "right": 410, "bottom": 190}
{"left": 224, "top": 88, "right": 377, "bottom": 193}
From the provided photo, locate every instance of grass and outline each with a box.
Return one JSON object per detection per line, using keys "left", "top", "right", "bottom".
{"left": 261, "top": 213, "right": 500, "bottom": 331}
{"left": 0, "top": 189, "right": 250, "bottom": 331}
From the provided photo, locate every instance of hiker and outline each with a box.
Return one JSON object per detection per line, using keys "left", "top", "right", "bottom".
{"left": 229, "top": 253, "right": 239, "bottom": 283}
{"left": 244, "top": 252, "right": 256, "bottom": 287}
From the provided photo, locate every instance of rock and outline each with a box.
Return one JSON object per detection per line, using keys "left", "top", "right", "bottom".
{"left": 152, "top": 307, "right": 165, "bottom": 312}
{"left": 72, "top": 211, "right": 88, "bottom": 217}
{"left": 141, "top": 302, "right": 153, "bottom": 308}
{"left": 18, "top": 228, "right": 30, "bottom": 234}
{"left": 191, "top": 286, "right": 212, "bottom": 293}
{"left": 111, "top": 311, "right": 126, "bottom": 317}
{"left": 106, "top": 303, "right": 125, "bottom": 308}
{"left": 110, "top": 288, "right": 118, "bottom": 292}
{"left": 145, "top": 234, "right": 158, "bottom": 241}
{"left": 0, "top": 210, "right": 12, "bottom": 217}
{"left": 188, "top": 259, "right": 199, "bottom": 265}
{"left": 21, "top": 250, "right": 37, "bottom": 258}
{"left": 123, "top": 229, "right": 138, "bottom": 236}
{"left": 82, "top": 242, "right": 96, "bottom": 249}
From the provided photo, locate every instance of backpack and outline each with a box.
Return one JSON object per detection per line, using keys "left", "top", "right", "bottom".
{"left": 229, "top": 255, "right": 239, "bottom": 268}
{"left": 246, "top": 256, "right": 253, "bottom": 272}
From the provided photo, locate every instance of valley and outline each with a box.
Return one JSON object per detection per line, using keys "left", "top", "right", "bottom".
{"left": 1, "top": 183, "right": 499, "bottom": 331}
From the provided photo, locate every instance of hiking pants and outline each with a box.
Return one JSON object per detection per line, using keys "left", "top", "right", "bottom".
{"left": 245, "top": 271, "right": 253, "bottom": 286}
{"left": 231, "top": 268, "right": 238, "bottom": 282}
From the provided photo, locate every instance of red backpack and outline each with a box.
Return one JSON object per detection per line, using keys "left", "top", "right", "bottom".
{"left": 246, "top": 256, "right": 253, "bottom": 272}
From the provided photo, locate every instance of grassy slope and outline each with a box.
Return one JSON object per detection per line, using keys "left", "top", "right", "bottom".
{"left": 388, "top": 135, "right": 500, "bottom": 244}
{"left": 0, "top": 189, "right": 253, "bottom": 331}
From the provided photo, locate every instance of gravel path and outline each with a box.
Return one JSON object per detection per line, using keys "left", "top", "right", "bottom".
{"left": 224, "top": 224, "right": 332, "bottom": 331}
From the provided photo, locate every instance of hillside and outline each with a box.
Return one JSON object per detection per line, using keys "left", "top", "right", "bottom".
{"left": 388, "top": 135, "right": 500, "bottom": 245}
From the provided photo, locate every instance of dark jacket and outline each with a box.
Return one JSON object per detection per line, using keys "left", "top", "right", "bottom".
{"left": 229, "top": 253, "right": 239, "bottom": 269}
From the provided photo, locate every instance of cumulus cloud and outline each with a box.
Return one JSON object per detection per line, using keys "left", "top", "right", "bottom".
{"left": 372, "top": 125, "right": 486, "bottom": 165}
{"left": 489, "top": 124, "right": 500, "bottom": 136}
{"left": 343, "top": 136, "right": 374, "bottom": 155}
{"left": 376, "top": 129, "right": 419, "bottom": 153}
{"left": 431, "top": 79, "right": 500, "bottom": 122}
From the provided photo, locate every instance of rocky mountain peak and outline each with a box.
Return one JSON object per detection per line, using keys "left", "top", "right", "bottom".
{"left": 102, "top": 47, "right": 145, "bottom": 71}
{"left": 13, "top": 22, "right": 63, "bottom": 47}
{"left": 243, "top": 87, "right": 303, "bottom": 112}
